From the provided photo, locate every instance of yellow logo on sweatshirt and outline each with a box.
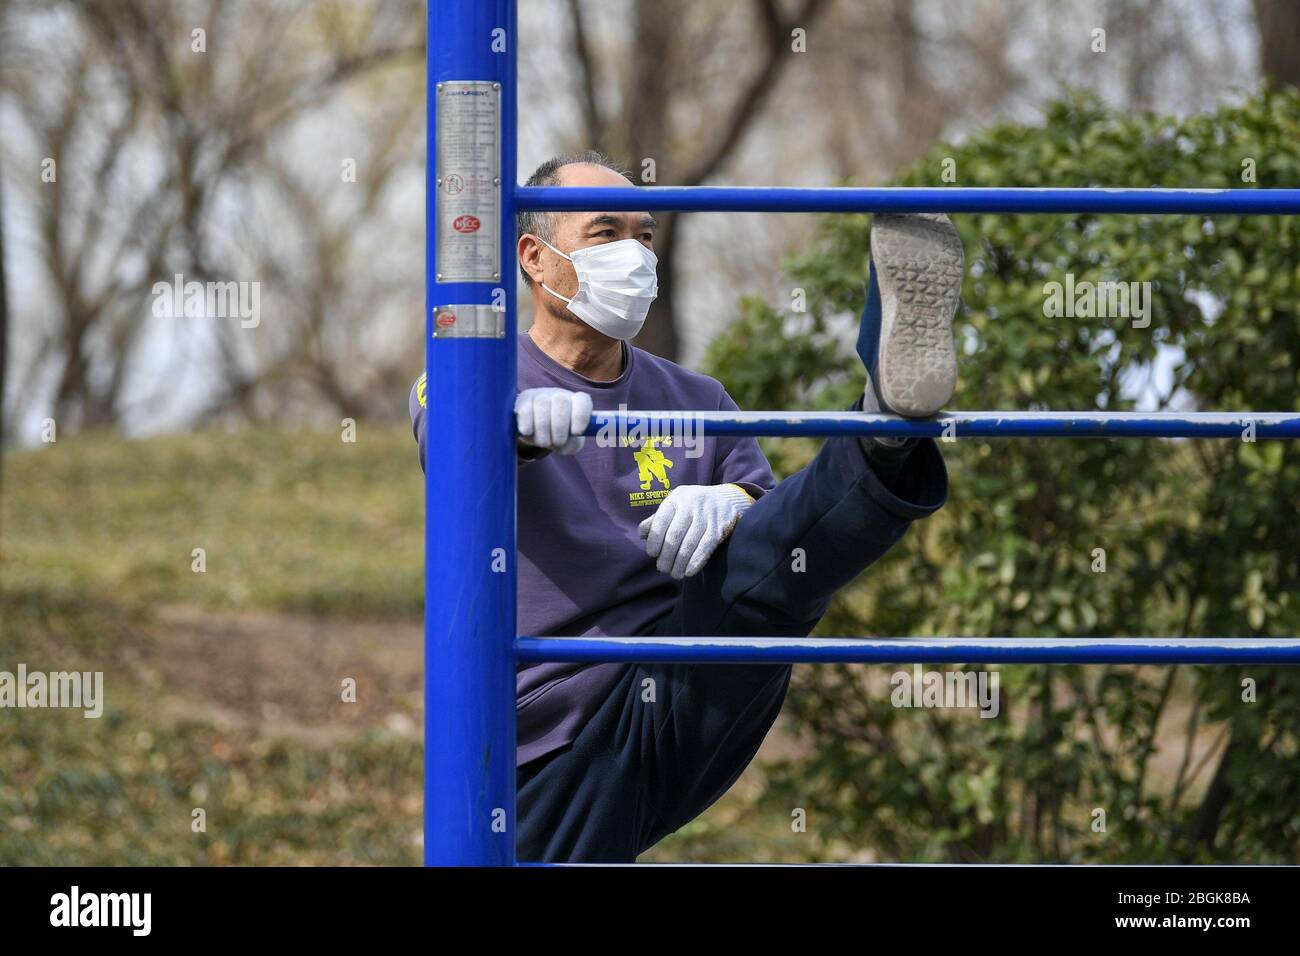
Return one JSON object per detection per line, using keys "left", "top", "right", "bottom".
{"left": 628, "top": 437, "right": 673, "bottom": 507}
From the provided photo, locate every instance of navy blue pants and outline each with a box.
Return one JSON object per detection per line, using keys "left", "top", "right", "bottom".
{"left": 516, "top": 427, "right": 948, "bottom": 862}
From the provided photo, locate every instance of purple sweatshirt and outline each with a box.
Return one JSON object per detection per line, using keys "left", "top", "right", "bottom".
{"left": 410, "top": 332, "right": 776, "bottom": 765}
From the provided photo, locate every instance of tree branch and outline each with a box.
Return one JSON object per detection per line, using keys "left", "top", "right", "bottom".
{"left": 565, "top": 0, "right": 601, "bottom": 146}
{"left": 681, "top": 0, "right": 828, "bottom": 186}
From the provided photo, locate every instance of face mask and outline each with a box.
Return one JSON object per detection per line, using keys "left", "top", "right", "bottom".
{"left": 537, "top": 237, "right": 658, "bottom": 340}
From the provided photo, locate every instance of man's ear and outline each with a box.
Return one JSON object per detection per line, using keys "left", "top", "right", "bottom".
{"left": 518, "top": 234, "right": 546, "bottom": 286}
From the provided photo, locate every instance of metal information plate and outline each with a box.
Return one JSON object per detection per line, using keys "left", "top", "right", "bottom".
{"left": 431, "top": 304, "right": 505, "bottom": 339}
{"left": 435, "top": 81, "right": 501, "bottom": 283}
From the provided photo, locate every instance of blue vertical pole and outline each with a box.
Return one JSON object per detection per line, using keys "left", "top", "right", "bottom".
{"left": 425, "top": 0, "right": 517, "bottom": 865}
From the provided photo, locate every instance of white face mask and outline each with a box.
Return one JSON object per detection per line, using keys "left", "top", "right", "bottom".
{"left": 537, "top": 237, "right": 659, "bottom": 341}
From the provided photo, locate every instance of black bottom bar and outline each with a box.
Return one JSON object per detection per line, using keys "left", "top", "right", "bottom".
{"left": 1, "top": 864, "right": 1288, "bottom": 940}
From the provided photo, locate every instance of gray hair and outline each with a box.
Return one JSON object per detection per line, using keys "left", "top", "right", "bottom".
{"left": 516, "top": 150, "right": 632, "bottom": 287}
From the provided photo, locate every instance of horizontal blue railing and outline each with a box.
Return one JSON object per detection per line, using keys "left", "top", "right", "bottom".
{"left": 515, "top": 185, "right": 1300, "bottom": 215}
{"left": 578, "top": 410, "right": 1300, "bottom": 440}
{"left": 516, "top": 636, "right": 1300, "bottom": 665}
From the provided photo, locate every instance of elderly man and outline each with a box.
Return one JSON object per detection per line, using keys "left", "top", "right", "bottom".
{"left": 410, "top": 150, "right": 960, "bottom": 862}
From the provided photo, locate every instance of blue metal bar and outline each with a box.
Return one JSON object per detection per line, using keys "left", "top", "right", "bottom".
{"left": 516, "top": 185, "right": 1300, "bottom": 215}
{"left": 581, "top": 409, "right": 1300, "bottom": 440}
{"left": 516, "top": 636, "right": 1300, "bottom": 665}
{"left": 425, "top": 0, "right": 517, "bottom": 867}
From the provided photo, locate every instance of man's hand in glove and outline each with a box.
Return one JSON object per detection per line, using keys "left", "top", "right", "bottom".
{"left": 514, "top": 387, "right": 593, "bottom": 456}
{"left": 637, "top": 484, "right": 754, "bottom": 580}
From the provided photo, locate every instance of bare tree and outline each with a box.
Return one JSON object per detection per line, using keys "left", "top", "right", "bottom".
{"left": 1, "top": 0, "right": 1271, "bottom": 434}
{"left": 1253, "top": 0, "right": 1300, "bottom": 87}
{"left": 0, "top": 129, "right": 8, "bottom": 550}
{"left": 0, "top": 0, "right": 423, "bottom": 433}
{"left": 559, "top": 0, "right": 829, "bottom": 361}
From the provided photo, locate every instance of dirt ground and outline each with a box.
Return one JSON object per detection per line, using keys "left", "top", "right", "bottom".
{"left": 140, "top": 605, "right": 425, "bottom": 745}
{"left": 134, "top": 606, "right": 1218, "bottom": 797}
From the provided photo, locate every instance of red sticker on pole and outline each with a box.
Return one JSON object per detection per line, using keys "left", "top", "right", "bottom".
{"left": 431, "top": 304, "right": 504, "bottom": 340}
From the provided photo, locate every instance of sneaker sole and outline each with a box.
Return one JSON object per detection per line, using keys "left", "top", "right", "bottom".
{"left": 869, "top": 213, "right": 964, "bottom": 418}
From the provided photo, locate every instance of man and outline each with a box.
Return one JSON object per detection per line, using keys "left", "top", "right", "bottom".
{"left": 410, "top": 150, "right": 961, "bottom": 862}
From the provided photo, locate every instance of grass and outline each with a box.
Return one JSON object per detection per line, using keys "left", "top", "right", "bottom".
{"left": 1, "top": 705, "right": 423, "bottom": 866}
{"left": 0, "top": 424, "right": 780, "bottom": 864}
{"left": 4, "top": 425, "right": 1238, "bottom": 865}
{"left": 5, "top": 425, "right": 424, "bottom": 619}
{"left": 2, "top": 426, "right": 429, "bottom": 864}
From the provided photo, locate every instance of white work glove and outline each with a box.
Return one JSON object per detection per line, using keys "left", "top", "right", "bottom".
{"left": 514, "top": 387, "right": 593, "bottom": 455}
{"left": 638, "top": 484, "right": 754, "bottom": 580}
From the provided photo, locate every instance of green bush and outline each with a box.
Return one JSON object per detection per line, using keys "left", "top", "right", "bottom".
{"left": 704, "top": 89, "right": 1300, "bottom": 862}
